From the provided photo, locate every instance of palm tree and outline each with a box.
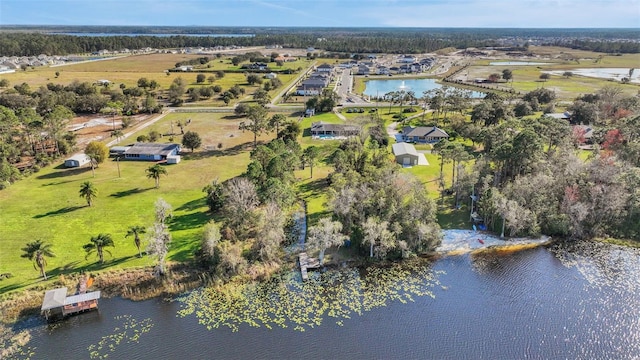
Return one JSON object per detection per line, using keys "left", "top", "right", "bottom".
{"left": 83, "top": 233, "right": 115, "bottom": 264}
{"left": 146, "top": 164, "right": 168, "bottom": 188}
{"left": 126, "top": 225, "right": 147, "bottom": 257}
{"left": 79, "top": 181, "right": 97, "bottom": 207}
{"left": 21, "top": 240, "right": 55, "bottom": 280}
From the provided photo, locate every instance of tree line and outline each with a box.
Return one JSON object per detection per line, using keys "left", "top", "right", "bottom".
{"left": 2, "top": 29, "right": 638, "bottom": 56}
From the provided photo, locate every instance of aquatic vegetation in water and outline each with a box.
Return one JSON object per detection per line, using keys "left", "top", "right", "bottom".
{"left": 0, "top": 324, "right": 35, "bottom": 359}
{"left": 87, "top": 315, "right": 154, "bottom": 359}
{"left": 177, "top": 260, "right": 443, "bottom": 332}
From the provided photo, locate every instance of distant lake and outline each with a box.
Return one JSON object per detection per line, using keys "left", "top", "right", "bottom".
{"left": 545, "top": 68, "right": 639, "bottom": 83}
{"left": 489, "top": 61, "right": 551, "bottom": 66}
{"left": 52, "top": 33, "right": 254, "bottom": 37}
{"left": 363, "top": 78, "right": 484, "bottom": 98}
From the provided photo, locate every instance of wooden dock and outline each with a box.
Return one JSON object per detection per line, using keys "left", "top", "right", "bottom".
{"left": 41, "top": 287, "right": 101, "bottom": 321}
{"left": 299, "top": 252, "right": 320, "bottom": 281}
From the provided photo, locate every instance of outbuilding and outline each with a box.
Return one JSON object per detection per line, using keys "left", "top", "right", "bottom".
{"left": 392, "top": 142, "right": 428, "bottom": 167}
{"left": 64, "top": 154, "right": 91, "bottom": 168}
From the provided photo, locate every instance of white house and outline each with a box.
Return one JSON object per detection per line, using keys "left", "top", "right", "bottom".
{"left": 265, "top": 72, "right": 278, "bottom": 79}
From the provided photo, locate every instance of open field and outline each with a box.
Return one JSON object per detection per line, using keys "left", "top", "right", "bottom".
{"left": 0, "top": 54, "right": 312, "bottom": 107}
{"left": 0, "top": 112, "right": 278, "bottom": 294}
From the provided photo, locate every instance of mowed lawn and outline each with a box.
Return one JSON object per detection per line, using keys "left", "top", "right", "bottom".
{"left": 0, "top": 112, "right": 278, "bottom": 294}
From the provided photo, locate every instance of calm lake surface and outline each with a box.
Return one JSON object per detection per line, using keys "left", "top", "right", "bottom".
{"left": 7, "top": 240, "right": 640, "bottom": 359}
{"left": 363, "top": 79, "right": 484, "bottom": 98}
{"left": 545, "top": 68, "right": 640, "bottom": 83}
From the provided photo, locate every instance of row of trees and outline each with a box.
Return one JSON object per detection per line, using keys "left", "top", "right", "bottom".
{"left": 21, "top": 215, "right": 157, "bottom": 280}
{"left": 2, "top": 29, "right": 637, "bottom": 57}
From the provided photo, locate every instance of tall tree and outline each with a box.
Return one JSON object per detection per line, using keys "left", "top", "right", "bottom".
{"left": 44, "top": 105, "right": 74, "bottom": 155}
{"left": 83, "top": 233, "right": 115, "bottom": 264}
{"left": 181, "top": 131, "right": 202, "bottom": 152}
{"left": 269, "top": 114, "right": 286, "bottom": 137}
{"left": 363, "top": 216, "right": 395, "bottom": 258}
{"left": 147, "top": 198, "right": 172, "bottom": 276}
{"left": 146, "top": 164, "right": 168, "bottom": 188}
{"left": 126, "top": 225, "right": 147, "bottom": 258}
{"left": 21, "top": 239, "right": 54, "bottom": 280}
{"left": 303, "top": 146, "right": 320, "bottom": 178}
{"left": 79, "top": 181, "right": 97, "bottom": 207}
{"left": 240, "top": 105, "right": 269, "bottom": 149}
{"left": 306, "top": 217, "right": 347, "bottom": 264}
{"left": 502, "top": 69, "right": 513, "bottom": 84}
{"left": 85, "top": 141, "right": 109, "bottom": 177}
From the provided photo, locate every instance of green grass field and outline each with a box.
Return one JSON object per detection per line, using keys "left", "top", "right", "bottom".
{"left": 0, "top": 54, "right": 312, "bottom": 107}
{"left": 0, "top": 112, "right": 279, "bottom": 294}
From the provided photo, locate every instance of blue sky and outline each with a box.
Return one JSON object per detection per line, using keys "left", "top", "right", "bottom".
{"left": 1, "top": 0, "right": 638, "bottom": 28}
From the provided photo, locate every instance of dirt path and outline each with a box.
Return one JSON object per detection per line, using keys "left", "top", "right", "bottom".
{"left": 105, "top": 110, "right": 173, "bottom": 147}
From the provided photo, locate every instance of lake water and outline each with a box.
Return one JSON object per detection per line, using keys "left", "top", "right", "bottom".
{"left": 489, "top": 61, "right": 551, "bottom": 66}
{"left": 363, "top": 79, "right": 485, "bottom": 98}
{"left": 5, "top": 238, "right": 640, "bottom": 359}
{"left": 545, "top": 68, "right": 640, "bottom": 83}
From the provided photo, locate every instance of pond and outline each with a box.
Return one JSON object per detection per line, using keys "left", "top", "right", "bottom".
{"left": 4, "top": 235, "right": 640, "bottom": 359}
{"left": 363, "top": 79, "right": 484, "bottom": 98}
{"left": 544, "top": 68, "right": 639, "bottom": 83}
{"left": 489, "top": 61, "right": 552, "bottom": 66}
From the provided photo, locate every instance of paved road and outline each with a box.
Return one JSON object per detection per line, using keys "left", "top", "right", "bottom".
{"left": 335, "top": 68, "right": 352, "bottom": 101}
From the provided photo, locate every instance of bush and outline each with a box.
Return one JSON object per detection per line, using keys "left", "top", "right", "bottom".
{"left": 403, "top": 107, "right": 418, "bottom": 113}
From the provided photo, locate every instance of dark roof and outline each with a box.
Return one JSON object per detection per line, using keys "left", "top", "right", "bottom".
{"left": 317, "top": 63, "right": 333, "bottom": 69}
{"left": 311, "top": 121, "right": 359, "bottom": 133}
{"left": 301, "top": 79, "right": 328, "bottom": 87}
{"left": 403, "top": 126, "right": 449, "bottom": 138}
{"left": 124, "top": 143, "right": 180, "bottom": 156}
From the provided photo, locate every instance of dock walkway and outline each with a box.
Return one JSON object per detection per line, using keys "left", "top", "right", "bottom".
{"left": 299, "top": 252, "right": 320, "bottom": 281}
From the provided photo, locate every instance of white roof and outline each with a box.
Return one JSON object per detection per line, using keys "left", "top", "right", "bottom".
{"left": 64, "top": 291, "right": 101, "bottom": 305}
{"left": 66, "top": 153, "right": 89, "bottom": 161}
{"left": 41, "top": 288, "right": 68, "bottom": 311}
{"left": 392, "top": 142, "right": 419, "bottom": 156}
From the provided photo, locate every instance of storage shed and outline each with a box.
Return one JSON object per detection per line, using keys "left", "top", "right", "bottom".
{"left": 64, "top": 154, "right": 91, "bottom": 168}
{"left": 166, "top": 155, "right": 181, "bottom": 164}
{"left": 392, "top": 142, "right": 428, "bottom": 167}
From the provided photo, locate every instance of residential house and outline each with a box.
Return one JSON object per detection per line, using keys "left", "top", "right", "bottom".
{"left": 402, "top": 126, "right": 449, "bottom": 143}
{"left": 123, "top": 143, "right": 181, "bottom": 161}
{"left": 310, "top": 122, "right": 360, "bottom": 137}
{"left": 178, "top": 65, "right": 193, "bottom": 72}
{"left": 357, "top": 65, "right": 371, "bottom": 76}
{"left": 265, "top": 72, "right": 278, "bottom": 79}
{"left": 399, "top": 55, "right": 417, "bottom": 63}
{"left": 546, "top": 112, "right": 572, "bottom": 121}
{"left": 316, "top": 63, "right": 333, "bottom": 73}
{"left": 392, "top": 142, "right": 428, "bottom": 166}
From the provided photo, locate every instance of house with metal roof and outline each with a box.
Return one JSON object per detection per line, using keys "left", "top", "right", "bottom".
{"left": 310, "top": 122, "right": 360, "bottom": 138}
{"left": 392, "top": 142, "right": 428, "bottom": 167}
{"left": 123, "top": 143, "right": 181, "bottom": 161}
{"left": 401, "top": 126, "right": 449, "bottom": 144}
